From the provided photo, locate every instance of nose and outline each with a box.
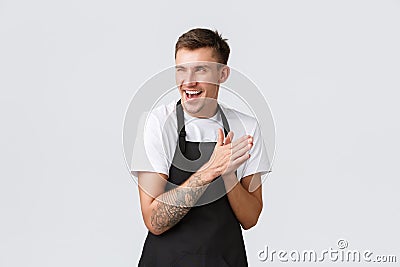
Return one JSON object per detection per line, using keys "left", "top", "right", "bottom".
{"left": 182, "top": 70, "right": 197, "bottom": 87}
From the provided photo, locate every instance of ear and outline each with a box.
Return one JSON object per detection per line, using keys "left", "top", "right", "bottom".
{"left": 218, "top": 65, "right": 230, "bottom": 83}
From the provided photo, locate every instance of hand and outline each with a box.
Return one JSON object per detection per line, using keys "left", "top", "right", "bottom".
{"left": 201, "top": 128, "right": 253, "bottom": 181}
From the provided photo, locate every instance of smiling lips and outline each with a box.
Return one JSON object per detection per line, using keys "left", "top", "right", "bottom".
{"left": 184, "top": 90, "right": 203, "bottom": 100}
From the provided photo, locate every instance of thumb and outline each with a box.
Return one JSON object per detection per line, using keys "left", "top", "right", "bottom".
{"left": 217, "top": 128, "right": 224, "bottom": 146}
{"left": 224, "top": 131, "right": 234, "bottom": 145}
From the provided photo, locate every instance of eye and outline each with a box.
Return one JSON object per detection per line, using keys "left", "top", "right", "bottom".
{"left": 196, "top": 67, "right": 207, "bottom": 72}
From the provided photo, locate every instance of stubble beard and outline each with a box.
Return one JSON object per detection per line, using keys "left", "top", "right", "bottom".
{"left": 182, "top": 96, "right": 218, "bottom": 118}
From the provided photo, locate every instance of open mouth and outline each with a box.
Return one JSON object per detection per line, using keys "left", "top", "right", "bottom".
{"left": 184, "top": 90, "right": 203, "bottom": 100}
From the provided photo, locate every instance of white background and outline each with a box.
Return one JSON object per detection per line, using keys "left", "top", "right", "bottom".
{"left": 1, "top": 0, "right": 399, "bottom": 266}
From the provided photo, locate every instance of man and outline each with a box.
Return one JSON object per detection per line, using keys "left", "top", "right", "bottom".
{"left": 131, "top": 28, "right": 271, "bottom": 266}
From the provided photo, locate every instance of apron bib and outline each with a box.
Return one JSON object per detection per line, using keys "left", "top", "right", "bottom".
{"left": 138, "top": 100, "right": 248, "bottom": 267}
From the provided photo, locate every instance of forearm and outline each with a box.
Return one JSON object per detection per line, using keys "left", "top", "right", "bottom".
{"left": 149, "top": 169, "right": 214, "bottom": 235}
{"left": 222, "top": 173, "right": 263, "bottom": 230}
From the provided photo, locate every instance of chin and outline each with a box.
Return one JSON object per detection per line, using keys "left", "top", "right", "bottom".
{"left": 180, "top": 92, "right": 218, "bottom": 116}
{"left": 182, "top": 98, "right": 205, "bottom": 115}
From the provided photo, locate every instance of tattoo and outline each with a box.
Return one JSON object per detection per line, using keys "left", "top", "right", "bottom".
{"left": 150, "top": 174, "right": 208, "bottom": 234}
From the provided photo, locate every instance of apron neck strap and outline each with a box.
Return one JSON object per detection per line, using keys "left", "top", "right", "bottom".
{"left": 176, "top": 99, "right": 230, "bottom": 154}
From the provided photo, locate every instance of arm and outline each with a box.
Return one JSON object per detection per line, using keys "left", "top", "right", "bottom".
{"left": 138, "top": 129, "right": 252, "bottom": 235}
{"left": 138, "top": 169, "right": 213, "bottom": 235}
{"left": 221, "top": 120, "right": 268, "bottom": 230}
{"left": 222, "top": 172, "right": 263, "bottom": 230}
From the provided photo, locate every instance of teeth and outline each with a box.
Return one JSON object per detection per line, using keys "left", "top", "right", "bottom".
{"left": 185, "top": 90, "right": 201, "bottom": 95}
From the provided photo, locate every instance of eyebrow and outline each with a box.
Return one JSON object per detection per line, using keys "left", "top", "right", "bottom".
{"left": 194, "top": 65, "right": 210, "bottom": 69}
{"left": 175, "top": 64, "right": 211, "bottom": 69}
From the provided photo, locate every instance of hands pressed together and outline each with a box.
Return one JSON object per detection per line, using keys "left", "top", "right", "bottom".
{"left": 201, "top": 128, "right": 253, "bottom": 182}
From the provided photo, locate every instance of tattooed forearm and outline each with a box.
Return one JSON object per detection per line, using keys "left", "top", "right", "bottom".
{"left": 150, "top": 174, "right": 209, "bottom": 234}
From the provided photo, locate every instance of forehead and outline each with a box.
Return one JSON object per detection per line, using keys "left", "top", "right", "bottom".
{"left": 175, "top": 47, "right": 219, "bottom": 64}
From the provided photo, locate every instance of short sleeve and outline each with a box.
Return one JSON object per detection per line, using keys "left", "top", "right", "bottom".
{"left": 240, "top": 120, "right": 272, "bottom": 179}
{"left": 130, "top": 112, "right": 170, "bottom": 178}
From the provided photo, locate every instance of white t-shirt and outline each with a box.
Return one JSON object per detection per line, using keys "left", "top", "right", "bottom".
{"left": 130, "top": 101, "right": 271, "bottom": 180}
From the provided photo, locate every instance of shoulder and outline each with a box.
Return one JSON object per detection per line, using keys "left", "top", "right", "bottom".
{"left": 220, "top": 104, "right": 258, "bottom": 133}
{"left": 146, "top": 101, "right": 177, "bottom": 128}
{"left": 148, "top": 101, "right": 176, "bottom": 120}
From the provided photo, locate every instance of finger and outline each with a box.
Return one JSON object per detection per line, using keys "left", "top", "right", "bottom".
{"left": 231, "top": 138, "right": 251, "bottom": 154}
{"left": 231, "top": 142, "right": 252, "bottom": 160}
{"left": 224, "top": 131, "right": 234, "bottom": 145}
{"left": 231, "top": 136, "right": 253, "bottom": 154}
{"left": 216, "top": 128, "right": 224, "bottom": 146}
{"left": 232, "top": 153, "right": 251, "bottom": 168}
{"left": 231, "top": 134, "right": 252, "bottom": 148}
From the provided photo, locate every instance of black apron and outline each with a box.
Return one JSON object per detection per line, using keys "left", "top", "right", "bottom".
{"left": 138, "top": 100, "right": 248, "bottom": 267}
